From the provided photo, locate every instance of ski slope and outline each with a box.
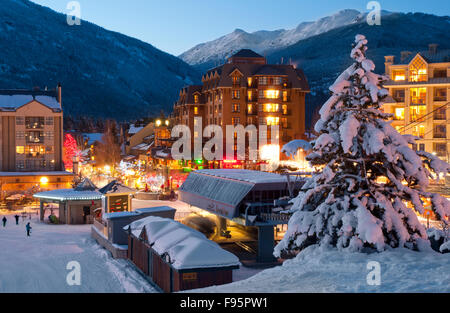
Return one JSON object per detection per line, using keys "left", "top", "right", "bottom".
{"left": 0, "top": 214, "right": 156, "bottom": 293}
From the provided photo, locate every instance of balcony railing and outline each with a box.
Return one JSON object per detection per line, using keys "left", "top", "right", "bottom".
{"left": 434, "top": 96, "right": 447, "bottom": 102}
{"left": 434, "top": 133, "right": 447, "bottom": 139}
{"left": 411, "top": 98, "right": 426, "bottom": 106}
{"left": 393, "top": 96, "right": 405, "bottom": 102}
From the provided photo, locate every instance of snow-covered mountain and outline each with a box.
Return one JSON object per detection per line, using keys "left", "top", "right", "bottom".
{"left": 179, "top": 9, "right": 366, "bottom": 68}
{"left": 0, "top": 0, "right": 200, "bottom": 120}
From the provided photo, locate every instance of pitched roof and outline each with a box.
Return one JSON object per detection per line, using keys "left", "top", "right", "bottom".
{"left": 230, "top": 49, "right": 264, "bottom": 59}
{"left": 205, "top": 63, "right": 309, "bottom": 90}
{"left": 99, "top": 180, "right": 136, "bottom": 195}
{"left": 74, "top": 178, "right": 98, "bottom": 191}
{"left": 398, "top": 49, "right": 450, "bottom": 65}
{"left": 0, "top": 89, "right": 61, "bottom": 112}
{"left": 125, "top": 216, "right": 240, "bottom": 270}
{"left": 177, "top": 85, "right": 204, "bottom": 105}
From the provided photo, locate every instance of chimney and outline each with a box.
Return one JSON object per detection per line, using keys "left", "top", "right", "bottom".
{"left": 57, "top": 82, "right": 62, "bottom": 105}
{"left": 429, "top": 43, "right": 438, "bottom": 55}
{"left": 384, "top": 55, "right": 395, "bottom": 75}
{"left": 400, "top": 51, "right": 412, "bottom": 63}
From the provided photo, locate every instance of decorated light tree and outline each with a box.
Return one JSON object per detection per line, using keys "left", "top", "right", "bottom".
{"left": 63, "top": 133, "right": 80, "bottom": 171}
{"left": 275, "top": 35, "right": 450, "bottom": 256}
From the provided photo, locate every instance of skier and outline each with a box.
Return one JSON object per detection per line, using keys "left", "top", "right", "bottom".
{"left": 14, "top": 215, "right": 20, "bottom": 225}
{"left": 2, "top": 216, "right": 6, "bottom": 227}
{"left": 26, "top": 222, "right": 32, "bottom": 237}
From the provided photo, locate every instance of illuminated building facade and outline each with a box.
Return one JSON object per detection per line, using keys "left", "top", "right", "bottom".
{"left": 172, "top": 49, "right": 310, "bottom": 166}
{"left": 384, "top": 44, "right": 450, "bottom": 162}
{"left": 0, "top": 86, "right": 73, "bottom": 193}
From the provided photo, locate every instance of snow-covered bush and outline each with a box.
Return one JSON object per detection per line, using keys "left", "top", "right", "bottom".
{"left": 275, "top": 35, "right": 450, "bottom": 256}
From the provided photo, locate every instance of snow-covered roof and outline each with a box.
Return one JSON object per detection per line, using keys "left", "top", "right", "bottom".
{"left": 132, "top": 143, "right": 152, "bottom": 151}
{"left": 128, "top": 124, "right": 144, "bottom": 135}
{"left": 195, "top": 169, "right": 288, "bottom": 184}
{"left": 0, "top": 94, "right": 61, "bottom": 111}
{"left": 0, "top": 171, "right": 73, "bottom": 177}
{"left": 99, "top": 180, "right": 136, "bottom": 195}
{"left": 33, "top": 189, "right": 102, "bottom": 201}
{"left": 83, "top": 133, "right": 103, "bottom": 145}
{"left": 74, "top": 178, "right": 97, "bottom": 191}
{"left": 103, "top": 207, "right": 175, "bottom": 220}
{"left": 125, "top": 216, "right": 240, "bottom": 270}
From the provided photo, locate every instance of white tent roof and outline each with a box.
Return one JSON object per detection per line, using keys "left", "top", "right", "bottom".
{"left": 125, "top": 216, "right": 240, "bottom": 270}
{"left": 33, "top": 189, "right": 102, "bottom": 201}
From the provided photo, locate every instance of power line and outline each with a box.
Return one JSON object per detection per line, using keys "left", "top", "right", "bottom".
{"left": 397, "top": 101, "right": 449, "bottom": 134}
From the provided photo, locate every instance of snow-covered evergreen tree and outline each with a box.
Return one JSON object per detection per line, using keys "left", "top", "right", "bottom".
{"left": 275, "top": 35, "right": 450, "bottom": 256}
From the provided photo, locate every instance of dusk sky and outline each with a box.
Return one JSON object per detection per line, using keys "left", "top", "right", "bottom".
{"left": 31, "top": 0, "right": 449, "bottom": 56}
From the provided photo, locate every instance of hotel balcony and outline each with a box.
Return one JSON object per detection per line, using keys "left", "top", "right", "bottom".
{"left": 393, "top": 96, "right": 405, "bottom": 103}
{"left": 434, "top": 96, "right": 447, "bottom": 102}
{"left": 434, "top": 133, "right": 447, "bottom": 139}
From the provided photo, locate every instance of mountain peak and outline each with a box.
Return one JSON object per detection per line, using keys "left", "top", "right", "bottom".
{"left": 180, "top": 9, "right": 365, "bottom": 67}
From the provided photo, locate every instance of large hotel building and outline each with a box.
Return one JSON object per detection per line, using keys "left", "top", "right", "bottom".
{"left": 0, "top": 86, "right": 73, "bottom": 193}
{"left": 172, "top": 49, "right": 310, "bottom": 167}
{"left": 383, "top": 44, "right": 450, "bottom": 164}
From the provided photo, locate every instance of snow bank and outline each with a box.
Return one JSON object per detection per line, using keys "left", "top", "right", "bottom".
{"left": 193, "top": 246, "right": 450, "bottom": 293}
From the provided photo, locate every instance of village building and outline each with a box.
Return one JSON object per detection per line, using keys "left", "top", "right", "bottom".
{"left": 125, "top": 216, "right": 240, "bottom": 292}
{"left": 172, "top": 49, "right": 310, "bottom": 168}
{"left": 34, "top": 178, "right": 102, "bottom": 224}
{"left": 383, "top": 44, "right": 450, "bottom": 168}
{"left": 0, "top": 86, "right": 73, "bottom": 194}
{"left": 99, "top": 180, "right": 136, "bottom": 213}
{"left": 92, "top": 206, "right": 176, "bottom": 259}
{"left": 178, "top": 169, "right": 303, "bottom": 263}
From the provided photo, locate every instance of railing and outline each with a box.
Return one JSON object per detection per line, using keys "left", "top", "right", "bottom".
{"left": 411, "top": 98, "right": 426, "bottom": 106}
{"left": 433, "top": 133, "right": 447, "bottom": 139}
{"left": 393, "top": 97, "right": 405, "bottom": 102}
{"left": 260, "top": 213, "right": 291, "bottom": 222}
{"left": 434, "top": 96, "right": 447, "bottom": 102}
{"left": 434, "top": 113, "right": 446, "bottom": 120}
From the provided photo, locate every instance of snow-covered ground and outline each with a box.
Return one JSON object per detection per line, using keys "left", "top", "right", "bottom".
{"left": 193, "top": 246, "right": 450, "bottom": 293}
{"left": 0, "top": 214, "right": 156, "bottom": 293}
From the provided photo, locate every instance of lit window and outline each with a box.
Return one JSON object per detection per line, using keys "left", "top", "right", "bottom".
{"left": 266, "top": 117, "right": 280, "bottom": 126}
{"left": 194, "top": 95, "right": 199, "bottom": 104}
{"left": 283, "top": 91, "right": 288, "bottom": 102}
{"left": 409, "top": 57, "right": 427, "bottom": 82}
{"left": 232, "top": 104, "right": 240, "bottom": 113}
{"left": 282, "top": 104, "right": 288, "bottom": 115}
{"left": 232, "top": 90, "right": 240, "bottom": 99}
{"left": 412, "top": 125, "right": 426, "bottom": 138}
{"left": 264, "top": 103, "right": 279, "bottom": 113}
{"left": 394, "top": 108, "right": 404, "bottom": 120}
{"left": 247, "top": 90, "right": 252, "bottom": 101}
{"left": 393, "top": 70, "right": 406, "bottom": 81}
{"left": 247, "top": 104, "right": 253, "bottom": 114}
{"left": 264, "top": 90, "right": 280, "bottom": 99}
{"left": 194, "top": 107, "right": 199, "bottom": 115}
{"left": 232, "top": 117, "right": 240, "bottom": 125}
{"left": 16, "top": 146, "right": 25, "bottom": 154}
{"left": 410, "top": 88, "right": 427, "bottom": 105}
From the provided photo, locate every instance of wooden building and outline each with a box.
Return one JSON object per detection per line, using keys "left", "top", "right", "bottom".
{"left": 125, "top": 216, "right": 240, "bottom": 293}
{"left": 98, "top": 180, "right": 136, "bottom": 213}
{"left": 34, "top": 178, "right": 102, "bottom": 224}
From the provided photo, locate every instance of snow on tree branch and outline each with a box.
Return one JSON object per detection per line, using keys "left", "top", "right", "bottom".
{"left": 275, "top": 34, "right": 450, "bottom": 257}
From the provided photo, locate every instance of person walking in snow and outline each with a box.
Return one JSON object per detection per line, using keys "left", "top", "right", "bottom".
{"left": 14, "top": 215, "right": 20, "bottom": 225}
{"left": 2, "top": 216, "right": 6, "bottom": 227}
{"left": 26, "top": 223, "right": 32, "bottom": 237}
